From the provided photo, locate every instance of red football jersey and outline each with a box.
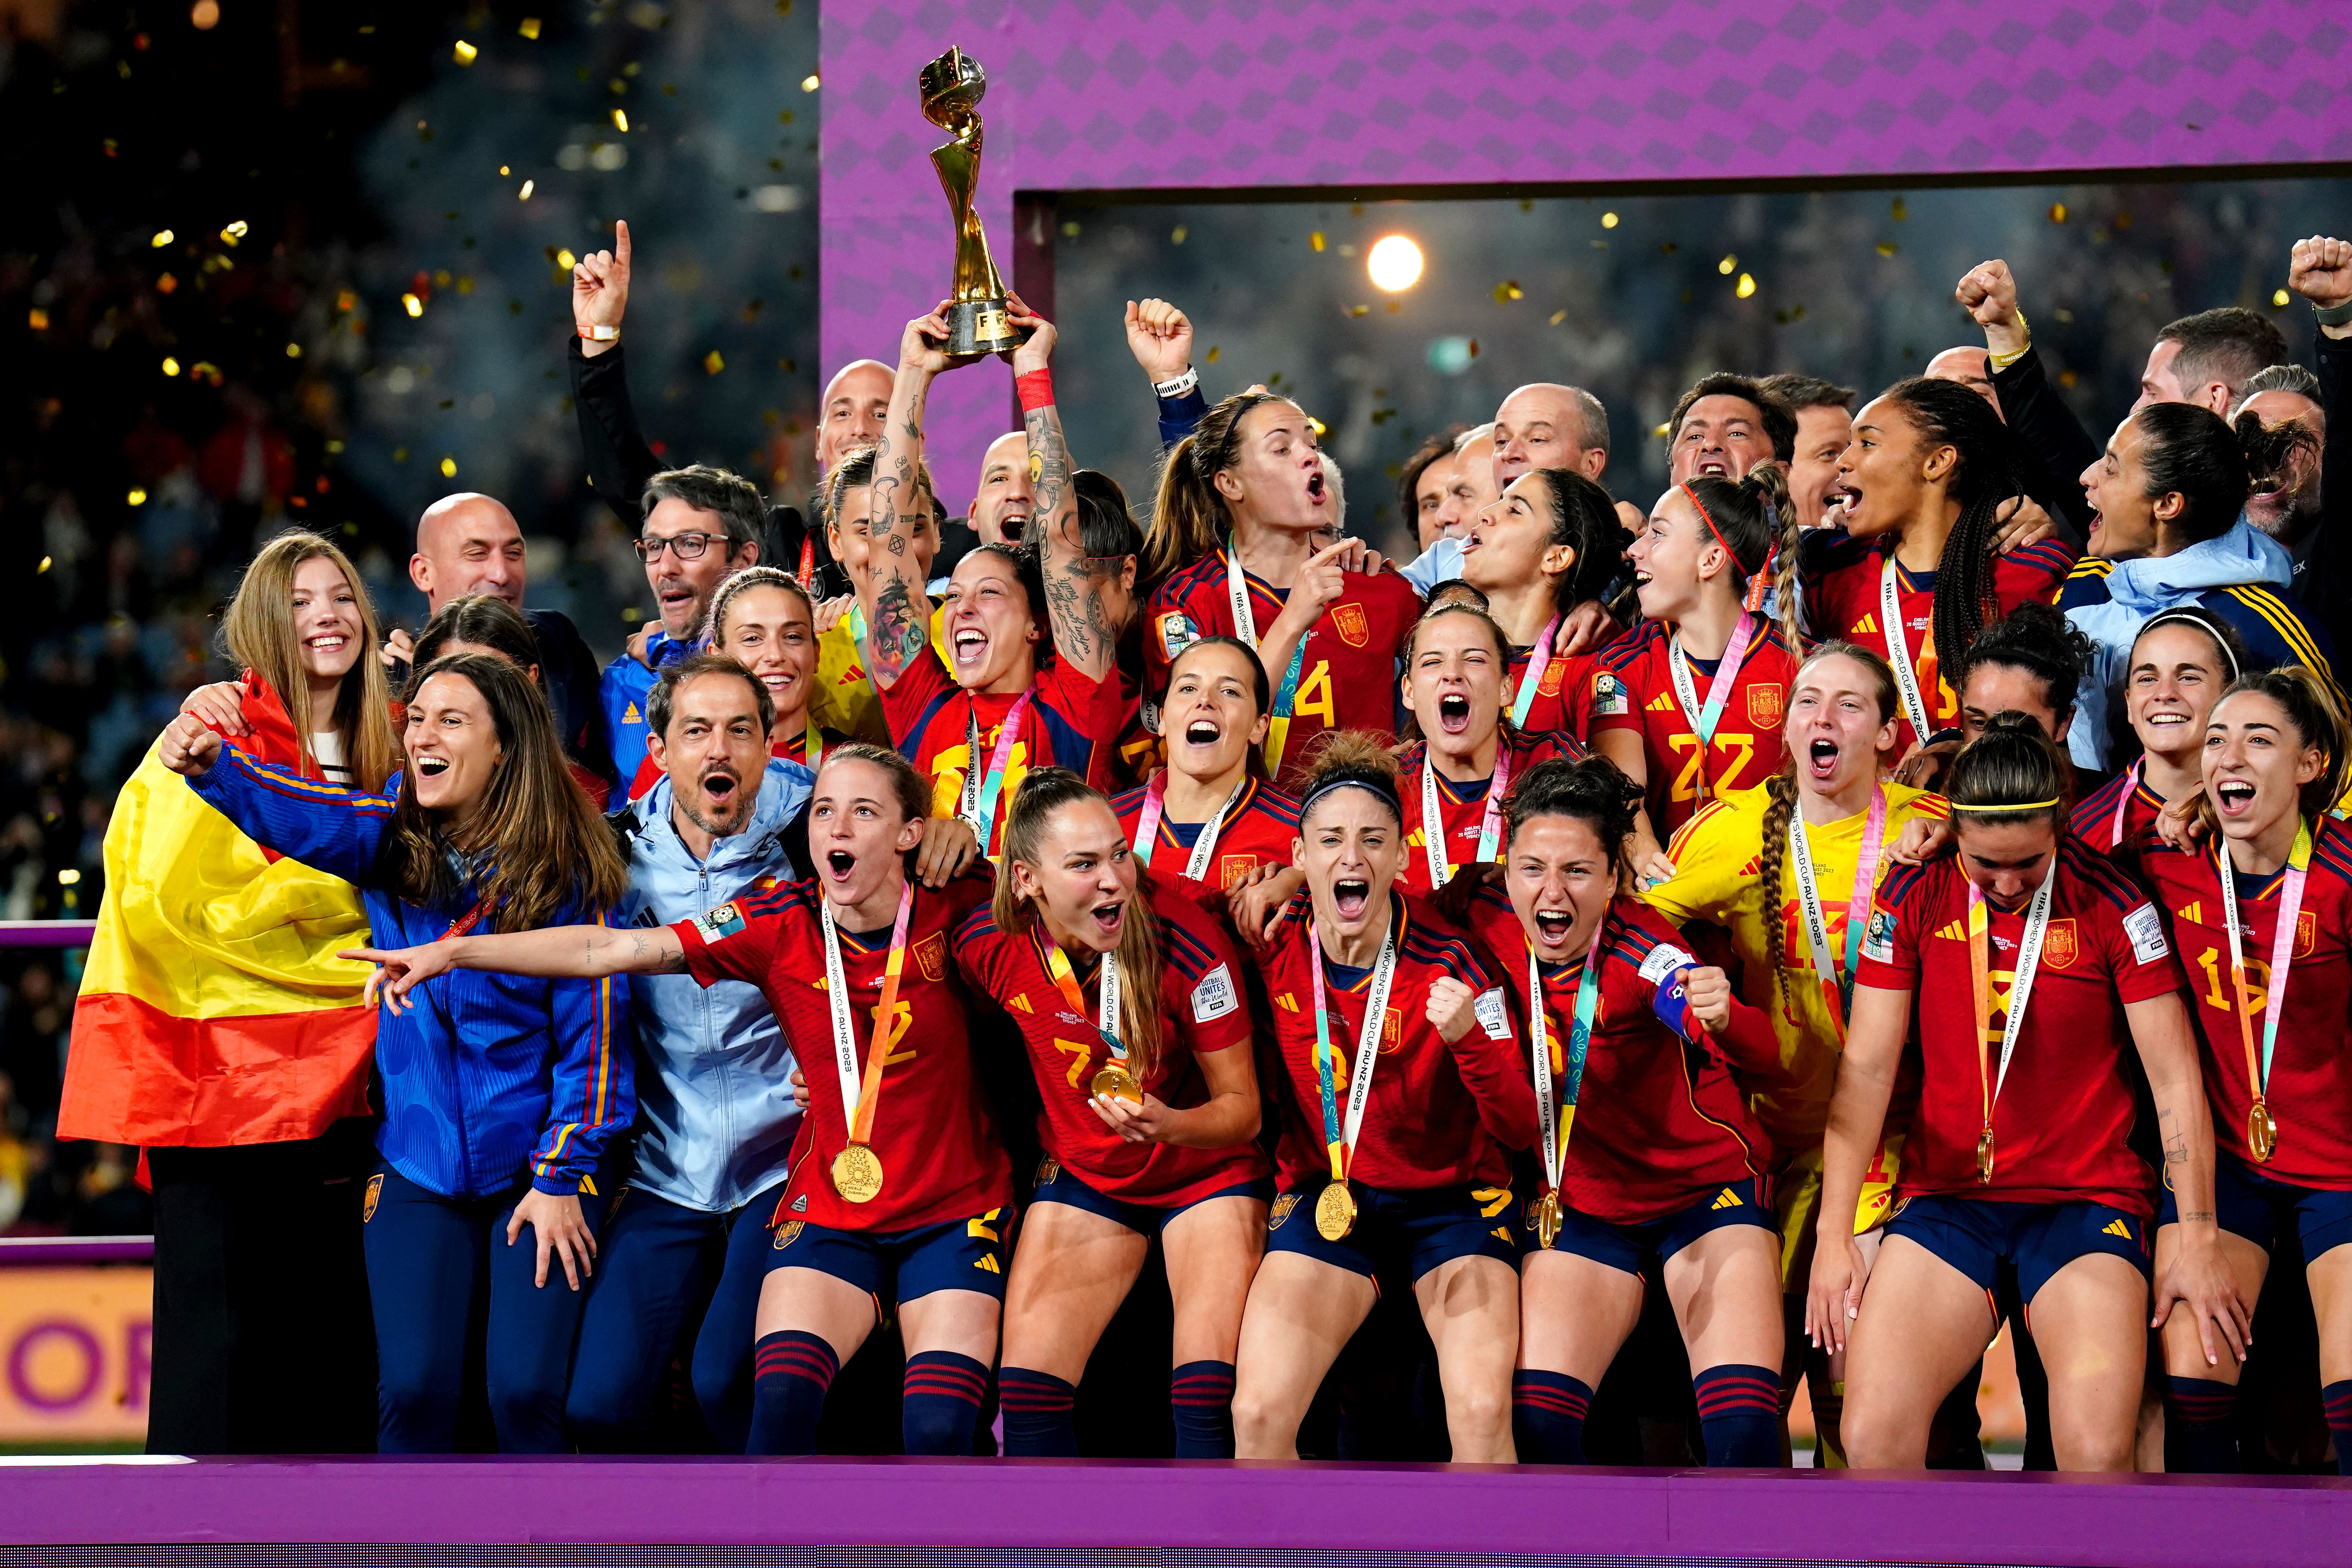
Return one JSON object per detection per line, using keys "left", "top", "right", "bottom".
{"left": 1144, "top": 548, "right": 1422, "bottom": 789}
{"left": 880, "top": 648, "right": 1120, "bottom": 855}
{"left": 1799, "top": 532, "right": 2078, "bottom": 757}
{"left": 1464, "top": 887, "right": 1776, "bottom": 1224}
{"left": 2139, "top": 818, "right": 2352, "bottom": 1190}
{"left": 2070, "top": 767, "right": 2169, "bottom": 873}
{"left": 954, "top": 892, "right": 1269, "bottom": 1207}
{"left": 673, "top": 876, "right": 1013, "bottom": 1234}
{"left": 1588, "top": 618, "right": 1799, "bottom": 838}
{"left": 1857, "top": 838, "right": 2180, "bottom": 1217}
{"left": 1111, "top": 775, "right": 1302, "bottom": 912}
{"left": 1393, "top": 734, "right": 1584, "bottom": 896}
{"left": 1255, "top": 889, "right": 1538, "bottom": 1191}
{"left": 1504, "top": 644, "right": 1601, "bottom": 747}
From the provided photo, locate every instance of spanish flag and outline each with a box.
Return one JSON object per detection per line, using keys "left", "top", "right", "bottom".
{"left": 59, "top": 676, "right": 375, "bottom": 1146}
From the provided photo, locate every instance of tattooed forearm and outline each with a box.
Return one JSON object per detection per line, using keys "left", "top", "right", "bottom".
{"left": 1026, "top": 398, "right": 1109, "bottom": 678}
{"left": 2180, "top": 1211, "right": 2216, "bottom": 1223}
{"left": 2161, "top": 1108, "right": 2188, "bottom": 1169}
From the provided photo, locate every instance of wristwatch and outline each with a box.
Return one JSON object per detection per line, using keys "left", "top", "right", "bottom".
{"left": 1152, "top": 367, "right": 1198, "bottom": 399}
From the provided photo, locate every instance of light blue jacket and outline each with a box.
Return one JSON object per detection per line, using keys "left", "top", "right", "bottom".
{"left": 610, "top": 756, "right": 812, "bottom": 1213}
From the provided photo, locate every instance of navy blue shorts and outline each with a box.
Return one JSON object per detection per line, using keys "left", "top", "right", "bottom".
{"left": 1886, "top": 1194, "right": 2150, "bottom": 1306}
{"left": 763, "top": 1209, "right": 1010, "bottom": 1306}
{"left": 2160, "top": 1153, "right": 2352, "bottom": 1262}
{"left": 1263, "top": 1179, "right": 1517, "bottom": 1284}
{"left": 1030, "top": 1154, "right": 1273, "bottom": 1239}
{"left": 1528, "top": 1176, "right": 1776, "bottom": 1277}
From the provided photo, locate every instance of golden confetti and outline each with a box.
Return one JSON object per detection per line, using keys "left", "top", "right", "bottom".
{"left": 402, "top": 293, "right": 424, "bottom": 317}
{"left": 1466, "top": 339, "right": 1480, "bottom": 358}
{"left": 127, "top": 488, "right": 148, "bottom": 506}
{"left": 519, "top": 17, "right": 542, "bottom": 38}
{"left": 1493, "top": 280, "right": 1523, "bottom": 302}
{"left": 801, "top": 74, "right": 820, "bottom": 91}
{"left": 499, "top": 164, "right": 511, "bottom": 176}
{"left": 2058, "top": 369, "right": 2079, "bottom": 389}
{"left": 2049, "top": 203, "right": 2067, "bottom": 223}
{"left": 555, "top": 248, "right": 576, "bottom": 269}
{"left": 190, "top": 0, "right": 220, "bottom": 28}
{"left": 157, "top": 273, "right": 178, "bottom": 293}
{"left": 1601, "top": 211, "right": 1619, "bottom": 228}
{"left": 454, "top": 40, "right": 479, "bottom": 65}
{"left": 440, "top": 456, "right": 458, "bottom": 478}
{"left": 1717, "top": 254, "right": 1736, "bottom": 275}
{"left": 1549, "top": 309, "right": 1567, "bottom": 325}
{"left": 1346, "top": 304, "right": 1369, "bottom": 317}
{"left": 1736, "top": 273, "right": 1757, "bottom": 298}
{"left": 1652, "top": 421, "right": 1671, "bottom": 438}
{"left": 2274, "top": 288, "right": 2292, "bottom": 307}
{"left": 58, "top": 869, "right": 80, "bottom": 887}
{"left": 1891, "top": 197, "right": 1908, "bottom": 221}
{"left": 286, "top": 343, "right": 302, "bottom": 358}
{"left": 27, "top": 308, "right": 47, "bottom": 330}
{"left": 1171, "top": 224, "right": 1188, "bottom": 244}
{"left": 613, "top": 108, "right": 630, "bottom": 132}
{"left": 151, "top": 229, "right": 174, "bottom": 248}
{"left": 1205, "top": 345, "right": 1220, "bottom": 363}
{"left": 456, "top": 276, "right": 473, "bottom": 295}
{"left": 38, "top": 555, "right": 51, "bottom": 573}
{"left": 160, "top": 356, "right": 180, "bottom": 376}
{"left": 1308, "top": 416, "right": 1328, "bottom": 436}
{"left": 434, "top": 269, "right": 453, "bottom": 287}
{"left": 1310, "top": 231, "right": 1326, "bottom": 252}
{"left": 519, "top": 179, "right": 535, "bottom": 200}
{"left": 704, "top": 350, "right": 725, "bottom": 374}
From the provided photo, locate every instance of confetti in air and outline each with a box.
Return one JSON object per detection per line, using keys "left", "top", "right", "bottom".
{"left": 2274, "top": 289, "right": 2291, "bottom": 307}
{"left": 454, "top": 41, "right": 479, "bottom": 65}
{"left": 1717, "top": 255, "right": 1737, "bottom": 275}
{"left": 160, "top": 357, "right": 180, "bottom": 376}
{"left": 1601, "top": 212, "right": 1619, "bottom": 228}
{"left": 519, "top": 180, "right": 535, "bottom": 200}
{"left": 704, "top": 350, "right": 725, "bottom": 374}
{"left": 2049, "top": 203, "right": 2067, "bottom": 222}
{"left": 1736, "top": 273, "right": 1757, "bottom": 298}
{"left": 152, "top": 230, "right": 174, "bottom": 248}
{"left": 1310, "top": 232, "right": 1325, "bottom": 252}
{"left": 440, "top": 457, "right": 457, "bottom": 478}
{"left": 613, "top": 109, "right": 630, "bottom": 132}
{"left": 402, "top": 293, "right": 424, "bottom": 317}
{"left": 519, "top": 17, "right": 542, "bottom": 38}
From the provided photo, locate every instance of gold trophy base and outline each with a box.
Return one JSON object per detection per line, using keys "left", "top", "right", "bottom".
{"left": 947, "top": 297, "right": 1028, "bottom": 355}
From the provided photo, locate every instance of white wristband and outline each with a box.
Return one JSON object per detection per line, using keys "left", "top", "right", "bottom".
{"left": 1152, "top": 367, "right": 1198, "bottom": 399}
{"left": 577, "top": 324, "right": 621, "bottom": 343}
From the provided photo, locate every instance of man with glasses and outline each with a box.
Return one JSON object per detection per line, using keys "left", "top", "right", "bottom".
{"left": 601, "top": 466, "right": 764, "bottom": 785}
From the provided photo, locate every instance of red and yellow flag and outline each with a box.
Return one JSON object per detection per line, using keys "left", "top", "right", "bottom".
{"left": 59, "top": 677, "right": 375, "bottom": 1147}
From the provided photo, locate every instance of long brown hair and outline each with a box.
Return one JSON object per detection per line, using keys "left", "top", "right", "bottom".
{"left": 1144, "top": 390, "right": 1290, "bottom": 587}
{"left": 221, "top": 530, "right": 399, "bottom": 791}
{"left": 1874, "top": 377, "right": 2028, "bottom": 678}
{"left": 1680, "top": 459, "right": 1804, "bottom": 656}
{"left": 2192, "top": 666, "right": 2351, "bottom": 840}
{"left": 379, "top": 653, "right": 628, "bottom": 931}
{"left": 991, "top": 767, "right": 1167, "bottom": 1078}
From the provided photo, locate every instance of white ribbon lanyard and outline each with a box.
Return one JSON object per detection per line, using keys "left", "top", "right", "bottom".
{"left": 1879, "top": 556, "right": 1934, "bottom": 744}
{"left": 1977, "top": 865, "right": 2058, "bottom": 1111}
{"left": 1314, "top": 928, "right": 1401, "bottom": 1176}
{"left": 1226, "top": 549, "right": 1262, "bottom": 648}
{"left": 817, "top": 892, "right": 910, "bottom": 1131}
{"left": 2218, "top": 832, "right": 2310, "bottom": 1101}
{"left": 1418, "top": 748, "right": 1511, "bottom": 890}
{"left": 1135, "top": 772, "right": 1250, "bottom": 882}
{"left": 1788, "top": 787, "right": 1888, "bottom": 1031}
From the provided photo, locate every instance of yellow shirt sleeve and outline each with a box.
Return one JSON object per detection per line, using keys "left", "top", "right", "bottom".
{"left": 1645, "top": 790, "right": 1765, "bottom": 931}
{"left": 808, "top": 620, "right": 891, "bottom": 747}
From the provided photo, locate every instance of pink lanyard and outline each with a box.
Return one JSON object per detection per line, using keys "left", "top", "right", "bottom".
{"left": 2108, "top": 760, "right": 2142, "bottom": 851}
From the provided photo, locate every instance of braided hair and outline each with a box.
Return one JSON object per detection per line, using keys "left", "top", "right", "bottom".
{"left": 1679, "top": 460, "right": 1804, "bottom": 655}
{"left": 1874, "top": 377, "right": 2030, "bottom": 678}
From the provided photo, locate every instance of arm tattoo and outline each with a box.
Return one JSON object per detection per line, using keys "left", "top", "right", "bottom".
{"left": 2159, "top": 1107, "right": 2188, "bottom": 1169}
{"left": 1025, "top": 401, "right": 1103, "bottom": 674}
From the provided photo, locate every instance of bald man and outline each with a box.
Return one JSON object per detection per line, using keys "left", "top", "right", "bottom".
{"left": 816, "top": 361, "right": 894, "bottom": 475}
{"left": 1493, "top": 383, "right": 1610, "bottom": 488}
{"left": 1924, "top": 345, "right": 1999, "bottom": 410}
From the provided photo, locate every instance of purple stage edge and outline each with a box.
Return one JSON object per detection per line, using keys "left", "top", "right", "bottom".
{"left": 3, "top": 1458, "right": 2348, "bottom": 1564}
{"left": 0, "top": 1234, "right": 154, "bottom": 1266}
{"left": 0, "top": 920, "right": 95, "bottom": 948}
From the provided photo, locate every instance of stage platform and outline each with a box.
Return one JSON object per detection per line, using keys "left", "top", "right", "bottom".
{"left": 4, "top": 1456, "right": 2348, "bottom": 1566}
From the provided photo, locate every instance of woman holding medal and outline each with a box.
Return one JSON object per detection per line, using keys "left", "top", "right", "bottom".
{"left": 344, "top": 742, "right": 1017, "bottom": 1457}
{"left": 1591, "top": 465, "right": 1804, "bottom": 883}
{"left": 1111, "top": 635, "right": 1303, "bottom": 910}
{"left": 1456, "top": 467, "right": 1624, "bottom": 746}
{"left": 1461, "top": 755, "right": 1790, "bottom": 1466}
{"left": 1396, "top": 602, "right": 1583, "bottom": 896}
{"left": 2136, "top": 667, "right": 2352, "bottom": 1473}
{"left": 1647, "top": 643, "right": 1946, "bottom": 1462}
{"left": 2073, "top": 610, "right": 2246, "bottom": 865}
{"left": 1229, "top": 734, "right": 1538, "bottom": 1463}
{"left": 1807, "top": 713, "right": 2240, "bottom": 1471}
{"left": 957, "top": 768, "right": 1270, "bottom": 1457}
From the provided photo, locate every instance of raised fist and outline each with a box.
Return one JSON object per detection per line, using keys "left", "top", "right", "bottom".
{"left": 2289, "top": 236, "right": 2352, "bottom": 314}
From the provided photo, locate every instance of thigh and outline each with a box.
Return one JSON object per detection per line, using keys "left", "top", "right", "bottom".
{"left": 1414, "top": 1254, "right": 1522, "bottom": 1390}
{"left": 572, "top": 1194, "right": 723, "bottom": 1404}
{"left": 1841, "top": 1236, "right": 2001, "bottom": 1461}
{"left": 1232, "top": 1252, "right": 1376, "bottom": 1452}
{"left": 2302, "top": 1240, "right": 2352, "bottom": 1386}
{"left": 898, "top": 1288, "right": 1004, "bottom": 1367}
{"left": 694, "top": 1195, "right": 787, "bottom": 1398}
{"left": 1001, "top": 1200, "right": 1150, "bottom": 1383}
{"left": 486, "top": 1188, "right": 603, "bottom": 1389}
{"left": 1519, "top": 1248, "right": 1645, "bottom": 1387}
{"left": 757, "top": 1266, "right": 882, "bottom": 1365}
{"left": 2026, "top": 1252, "right": 2151, "bottom": 1472}
{"left": 364, "top": 1172, "right": 482, "bottom": 1388}
{"left": 1663, "top": 1224, "right": 1786, "bottom": 1376}
{"left": 1161, "top": 1195, "right": 1267, "bottom": 1368}
{"left": 2155, "top": 1223, "right": 2270, "bottom": 1386}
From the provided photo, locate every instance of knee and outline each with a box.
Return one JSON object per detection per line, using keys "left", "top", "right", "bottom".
{"left": 486, "top": 1373, "right": 567, "bottom": 1434}
{"left": 1228, "top": 1387, "right": 1287, "bottom": 1455}
{"left": 1835, "top": 1390, "right": 1910, "bottom": 1470}
{"left": 562, "top": 1369, "right": 638, "bottom": 1449}
{"left": 902, "top": 1402, "right": 965, "bottom": 1457}
{"left": 1452, "top": 1379, "right": 1511, "bottom": 1439}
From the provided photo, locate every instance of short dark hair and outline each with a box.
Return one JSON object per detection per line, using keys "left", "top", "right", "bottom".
{"left": 1950, "top": 600, "right": 2092, "bottom": 719}
{"left": 1396, "top": 427, "right": 1466, "bottom": 521}
{"left": 2157, "top": 307, "right": 2288, "bottom": 403}
{"left": 411, "top": 594, "right": 540, "bottom": 699}
{"left": 647, "top": 650, "right": 773, "bottom": 742}
{"left": 1758, "top": 373, "right": 1856, "bottom": 414}
{"left": 2135, "top": 402, "right": 2318, "bottom": 545}
{"left": 642, "top": 465, "right": 765, "bottom": 553}
{"left": 1668, "top": 373, "right": 1797, "bottom": 462}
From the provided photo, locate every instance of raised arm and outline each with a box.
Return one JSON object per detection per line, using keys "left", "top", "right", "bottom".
{"left": 569, "top": 219, "right": 661, "bottom": 525}
{"left": 861, "top": 308, "right": 958, "bottom": 689}
{"left": 339, "top": 920, "right": 686, "bottom": 1012}
{"left": 1015, "top": 298, "right": 1120, "bottom": 685}
{"left": 2293, "top": 236, "right": 2352, "bottom": 655}
{"left": 162, "top": 713, "right": 392, "bottom": 885}
{"left": 1125, "top": 296, "right": 1207, "bottom": 450}
{"left": 1804, "top": 980, "right": 1909, "bottom": 1356}
{"left": 1957, "top": 258, "right": 2098, "bottom": 536}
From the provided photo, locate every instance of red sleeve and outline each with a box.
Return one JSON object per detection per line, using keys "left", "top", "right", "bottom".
{"left": 671, "top": 899, "right": 784, "bottom": 990}
{"left": 1712, "top": 993, "right": 1793, "bottom": 1082}
{"left": 1446, "top": 945, "right": 1540, "bottom": 1152}
{"left": 1855, "top": 865, "right": 1928, "bottom": 991}
{"left": 1162, "top": 902, "right": 1253, "bottom": 1056}
{"left": 1142, "top": 578, "right": 1205, "bottom": 698}
{"left": 2105, "top": 894, "right": 2187, "bottom": 1005}
{"left": 1586, "top": 634, "right": 1645, "bottom": 738}
{"left": 1039, "top": 657, "right": 1122, "bottom": 792}
{"left": 877, "top": 644, "right": 954, "bottom": 749}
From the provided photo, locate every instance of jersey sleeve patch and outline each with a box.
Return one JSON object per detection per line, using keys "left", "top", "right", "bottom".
{"left": 1861, "top": 907, "right": 1897, "bottom": 965}
{"left": 1189, "top": 961, "right": 1239, "bottom": 1024}
{"left": 1472, "top": 986, "right": 1512, "bottom": 1041}
{"left": 1157, "top": 611, "right": 1199, "bottom": 660}
{"left": 693, "top": 902, "right": 748, "bottom": 943}
{"left": 1635, "top": 941, "right": 1696, "bottom": 986}
{"left": 2121, "top": 903, "right": 2169, "bottom": 964}
{"left": 1592, "top": 670, "right": 1630, "bottom": 717}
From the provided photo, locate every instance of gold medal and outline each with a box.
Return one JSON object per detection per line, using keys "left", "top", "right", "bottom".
{"left": 830, "top": 1143, "right": 885, "bottom": 1203}
{"left": 1535, "top": 1190, "right": 1562, "bottom": 1251}
{"left": 2247, "top": 1101, "right": 2278, "bottom": 1164}
{"left": 1975, "top": 1127, "right": 1995, "bottom": 1185}
{"left": 1090, "top": 1064, "right": 1143, "bottom": 1104}
{"left": 1314, "top": 1181, "right": 1357, "bottom": 1242}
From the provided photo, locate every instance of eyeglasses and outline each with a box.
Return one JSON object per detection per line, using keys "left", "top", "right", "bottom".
{"left": 635, "top": 531, "right": 724, "bottom": 562}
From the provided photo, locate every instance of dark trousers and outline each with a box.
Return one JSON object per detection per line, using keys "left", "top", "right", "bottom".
{"left": 564, "top": 1183, "right": 778, "bottom": 1453}
{"left": 144, "top": 1122, "right": 378, "bottom": 1455}
{"left": 363, "top": 1164, "right": 611, "bottom": 1453}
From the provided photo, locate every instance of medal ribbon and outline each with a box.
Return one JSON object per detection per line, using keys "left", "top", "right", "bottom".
{"left": 1507, "top": 615, "right": 1562, "bottom": 730}
{"left": 1308, "top": 913, "right": 1401, "bottom": 1187}
{"left": 1789, "top": 787, "right": 1889, "bottom": 1034}
{"left": 1966, "top": 858, "right": 2057, "bottom": 1162}
{"left": 2108, "top": 759, "right": 2143, "bottom": 851}
{"left": 1878, "top": 556, "right": 1935, "bottom": 746}
{"left": 2217, "top": 822, "right": 2313, "bottom": 1110}
{"left": 1226, "top": 543, "right": 1310, "bottom": 774}
{"left": 796, "top": 535, "right": 816, "bottom": 590}
{"left": 1132, "top": 771, "right": 1250, "bottom": 881}
{"left": 818, "top": 881, "right": 916, "bottom": 1148}
{"left": 1665, "top": 614, "right": 1758, "bottom": 802}
{"left": 960, "top": 691, "right": 1036, "bottom": 852}
{"left": 803, "top": 712, "right": 824, "bottom": 774}
{"left": 1528, "top": 913, "right": 1608, "bottom": 1200}
{"left": 1042, "top": 936, "right": 1124, "bottom": 1065}
{"left": 1418, "top": 745, "right": 1513, "bottom": 889}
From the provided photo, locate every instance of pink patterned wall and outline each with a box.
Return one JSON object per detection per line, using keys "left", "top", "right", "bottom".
{"left": 820, "top": 0, "right": 2352, "bottom": 505}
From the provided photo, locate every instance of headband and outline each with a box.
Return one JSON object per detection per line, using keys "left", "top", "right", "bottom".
{"left": 1299, "top": 773, "right": 1403, "bottom": 823}
{"left": 1949, "top": 797, "right": 2062, "bottom": 813}
{"left": 2137, "top": 609, "right": 2241, "bottom": 681}
{"left": 1680, "top": 480, "right": 1775, "bottom": 613}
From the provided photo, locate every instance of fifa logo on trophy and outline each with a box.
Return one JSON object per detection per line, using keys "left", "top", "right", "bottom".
{"left": 919, "top": 45, "right": 1029, "bottom": 355}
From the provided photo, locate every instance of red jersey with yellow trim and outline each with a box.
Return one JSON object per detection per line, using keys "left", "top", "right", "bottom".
{"left": 954, "top": 892, "right": 1270, "bottom": 1207}
{"left": 1110, "top": 775, "right": 1302, "bottom": 912}
{"left": 1464, "top": 887, "right": 1777, "bottom": 1224}
{"left": 2140, "top": 817, "right": 2352, "bottom": 1190}
{"left": 880, "top": 648, "right": 1120, "bottom": 855}
{"left": 673, "top": 875, "right": 1012, "bottom": 1235}
{"left": 1145, "top": 548, "right": 1422, "bottom": 789}
{"left": 1798, "top": 531, "right": 2078, "bottom": 757}
{"left": 1394, "top": 733, "right": 1586, "bottom": 896}
{"left": 2071, "top": 768, "right": 2169, "bottom": 873}
{"left": 1857, "top": 838, "right": 2179, "bottom": 1216}
{"left": 1505, "top": 644, "right": 1601, "bottom": 746}
{"left": 1588, "top": 618, "right": 1799, "bottom": 837}
{"left": 1255, "top": 889, "right": 1538, "bottom": 1191}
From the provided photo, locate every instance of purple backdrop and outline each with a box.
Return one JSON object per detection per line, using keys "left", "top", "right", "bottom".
{"left": 818, "top": 0, "right": 2351, "bottom": 505}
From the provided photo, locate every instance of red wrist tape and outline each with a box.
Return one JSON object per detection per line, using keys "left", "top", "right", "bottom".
{"left": 1015, "top": 369, "right": 1055, "bottom": 412}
